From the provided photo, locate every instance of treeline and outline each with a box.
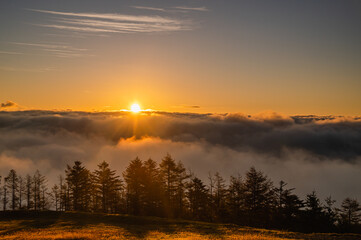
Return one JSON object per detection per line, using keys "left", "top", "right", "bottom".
{"left": 0, "top": 154, "right": 360, "bottom": 233}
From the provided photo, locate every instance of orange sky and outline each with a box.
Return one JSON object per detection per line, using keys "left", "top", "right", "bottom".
{"left": 1, "top": 1, "right": 361, "bottom": 115}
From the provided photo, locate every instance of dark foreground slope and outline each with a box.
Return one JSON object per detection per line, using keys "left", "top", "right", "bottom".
{"left": 0, "top": 211, "right": 360, "bottom": 240}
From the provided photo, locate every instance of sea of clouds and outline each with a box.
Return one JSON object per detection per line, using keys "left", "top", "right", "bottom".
{"left": 0, "top": 110, "right": 360, "bottom": 203}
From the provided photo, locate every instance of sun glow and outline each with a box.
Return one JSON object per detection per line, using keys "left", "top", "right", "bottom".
{"left": 130, "top": 103, "right": 141, "bottom": 113}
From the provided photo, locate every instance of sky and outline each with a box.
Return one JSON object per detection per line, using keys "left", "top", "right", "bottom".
{"left": 1, "top": 1, "right": 361, "bottom": 204}
{"left": 1, "top": 0, "right": 361, "bottom": 115}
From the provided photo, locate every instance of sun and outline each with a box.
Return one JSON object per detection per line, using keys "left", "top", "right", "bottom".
{"left": 130, "top": 103, "right": 141, "bottom": 113}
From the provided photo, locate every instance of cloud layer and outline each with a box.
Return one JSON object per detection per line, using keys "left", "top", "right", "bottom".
{"left": 0, "top": 110, "right": 360, "bottom": 202}
{"left": 2, "top": 110, "right": 359, "bottom": 160}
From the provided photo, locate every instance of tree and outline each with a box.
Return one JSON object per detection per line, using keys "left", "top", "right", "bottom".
{"left": 3, "top": 177, "right": 8, "bottom": 211}
{"left": 58, "top": 175, "right": 66, "bottom": 211}
{"left": 211, "top": 172, "right": 227, "bottom": 221}
{"left": 274, "top": 181, "right": 288, "bottom": 209}
{"left": 93, "top": 161, "right": 122, "bottom": 213}
{"left": 65, "top": 161, "right": 92, "bottom": 211}
{"left": 323, "top": 196, "right": 338, "bottom": 230}
{"left": 301, "top": 191, "right": 331, "bottom": 232}
{"left": 25, "top": 174, "right": 33, "bottom": 210}
{"left": 174, "top": 161, "right": 189, "bottom": 218}
{"left": 123, "top": 157, "right": 145, "bottom": 215}
{"left": 186, "top": 177, "right": 209, "bottom": 220}
{"left": 143, "top": 158, "right": 163, "bottom": 216}
{"left": 6, "top": 169, "right": 19, "bottom": 210}
{"left": 51, "top": 184, "right": 60, "bottom": 211}
{"left": 340, "top": 198, "right": 361, "bottom": 227}
{"left": 18, "top": 176, "right": 25, "bottom": 209}
{"left": 159, "top": 154, "right": 179, "bottom": 217}
{"left": 33, "top": 170, "right": 47, "bottom": 210}
{"left": 227, "top": 174, "right": 245, "bottom": 223}
{"left": 273, "top": 181, "right": 303, "bottom": 230}
{"left": 243, "top": 167, "right": 275, "bottom": 227}
{"left": 305, "top": 191, "right": 322, "bottom": 214}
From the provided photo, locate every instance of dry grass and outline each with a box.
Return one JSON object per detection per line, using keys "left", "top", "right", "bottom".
{"left": 0, "top": 212, "right": 360, "bottom": 240}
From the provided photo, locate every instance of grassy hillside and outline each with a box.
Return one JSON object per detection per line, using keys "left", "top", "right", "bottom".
{"left": 0, "top": 211, "right": 360, "bottom": 240}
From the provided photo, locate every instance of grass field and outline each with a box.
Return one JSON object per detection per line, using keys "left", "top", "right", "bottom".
{"left": 0, "top": 212, "right": 360, "bottom": 240}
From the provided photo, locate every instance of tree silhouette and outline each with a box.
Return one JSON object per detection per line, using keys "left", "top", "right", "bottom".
{"left": 51, "top": 184, "right": 60, "bottom": 211}
{"left": 340, "top": 198, "right": 361, "bottom": 228}
{"left": 187, "top": 176, "right": 209, "bottom": 220}
{"left": 174, "top": 161, "right": 189, "bottom": 218}
{"left": 65, "top": 161, "right": 91, "bottom": 211}
{"left": 25, "top": 174, "right": 33, "bottom": 210}
{"left": 33, "top": 170, "right": 47, "bottom": 210}
{"left": 0, "top": 155, "right": 360, "bottom": 234}
{"left": 93, "top": 161, "right": 122, "bottom": 213}
{"left": 227, "top": 174, "right": 245, "bottom": 223}
{"left": 274, "top": 181, "right": 303, "bottom": 229}
{"left": 6, "top": 169, "right": 19, "bottom": 211}
{"left": 243, "top": 167, "right": 275, "bottom": 227}
{"left": 143, "top": 158, "right": 163, "bottom": 216}
{"left": 18, "top": 176, "right": 25, "bottom": 209}
{"left": 159, "top": 154, "right": 179, "bottom": 217}
{"left": 211, "top": 172, "right": 227, "bottom": 221}
{"left": 123, "top": 157, "right": 144, "bottom": 215}
{"left": 324, "top": 196, "right": 338, "bottom": 231}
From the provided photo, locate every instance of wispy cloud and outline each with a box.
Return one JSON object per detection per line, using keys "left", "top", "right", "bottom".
{"left": 10, "top": 42, "right": 90, "bottom": 58}
{"left": 174, "top": 6, "right": 209, "bottom": 12}
{"left": 28, "top": 9, "right": 193, "bottom": 34}
{"left": 35, "top": 24, "right": 119, "bottom": 33}
{"left": 43, "top": 32, "right": 109, "bottom": 39}
{"left": 132, "top": 6, "right": 166, "bottom": 12}
{"left": 30, "top": 9, "right": 179, "bottom": 24}
{"left": 0, "top": 66, "right": 57, "bottom": 72}
{"left": 132, "top": 5, "right": 209, "bottom": 13}
{"left": 0, "top": 51, "right": 23, "bottom": 55}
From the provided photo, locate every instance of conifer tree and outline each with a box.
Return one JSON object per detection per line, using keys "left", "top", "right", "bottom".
{"left": 227, "top": 174, "right": 245, "bottom": 223}
{"left": 3, "top": 177, "right": 8, "bottom": 211}
{"left": 6, "top": 169, "right": 19, "bottom": 210}
{"left": 143, "top": 158, "right": 163, "bottom": 216}
{"left": 93, "top": 161, "right": 122, "bottom": 213}
{"left": 174, "top": 161, "right": 189, "bottom": 217}
{"left": 58, "top": 175, "right": 66, "bottom": 211}
{"left": 51, "top": 184, "right": 60, "bottom": 211}
{"left": 25, "top": 174, "right": 33, "bottom": 210}
{"left": 159, "top": 154, "right": 179, "bottom": 216}
{"left": 340, "top": 198, "right": 361, "bottom": 227}
{"left": 18, "top": 176, "right": 25, "bottom": 209}
{"left": 123, "top": 157, "right": 144, "bottom": 215}
{"left": 186, "top": 177, "right": 209, "bottom": 220}
{"left": 213, "top": 172, "right": 227, "bottom": 221}
{"left": 324, "top": 196, "right": 338, "bottom": 230}
{"left": 243, "top": 167, "right": 275, "bottom": 227}
{"left": 32, "top": 170, "right": 47, "bottom": 210}
{"left": 65, "top": 161, "right": 92, "bottom": 211}
{"left": 274, "top": 181, "right": 303, "bottom": 229}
